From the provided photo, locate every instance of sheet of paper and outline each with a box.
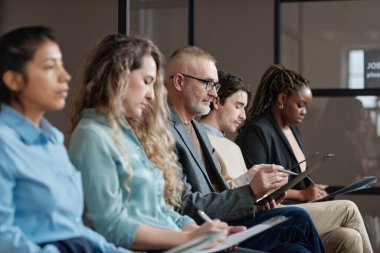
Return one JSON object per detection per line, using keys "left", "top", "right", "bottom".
{"left": 163, "top": 231, "right": 224, "bottom": 253}
{"left": 196, "top": 216, "right": 289, "bottom": 253}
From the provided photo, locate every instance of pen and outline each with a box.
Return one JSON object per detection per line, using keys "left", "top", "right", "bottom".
{"left": 276, "top": 168, "right": 298, "bottom": 176}
{"left": 198, "top": 210, "right": 212, "bottom": 223}
{"left": 306, "top": 176, "right": 316, "bottom": 185}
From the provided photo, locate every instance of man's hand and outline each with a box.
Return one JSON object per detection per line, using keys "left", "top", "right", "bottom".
{"left": 255, "top": 192, "right": 287, "bottom": 211}
{"left": 249, "top": 164, "right": 288, "bottom": 199}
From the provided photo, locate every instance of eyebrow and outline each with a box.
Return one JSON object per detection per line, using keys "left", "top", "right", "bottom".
{"left": 41, "top": 57, "right": 62, "bottom": 63}
{"left": 236, "top": 101, "right": 246, "bottom": 107}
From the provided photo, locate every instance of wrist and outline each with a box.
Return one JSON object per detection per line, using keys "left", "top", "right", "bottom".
{"left": 181, "top": 223, "right": 199, "bottom": 231}
{"left": 296, "top": 189, "right": 306, "bottom": 201}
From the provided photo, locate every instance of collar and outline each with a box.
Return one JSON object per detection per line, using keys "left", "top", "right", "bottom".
{"left": 0, "top": 104, "right": 58, "bottom": 145}
{"left": 201, "top": 123, "right": 225, "bottom": 138}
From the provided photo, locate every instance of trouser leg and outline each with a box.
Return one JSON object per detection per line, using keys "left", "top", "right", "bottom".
{"left": 228, "top": 206, "right": 325, "bottom": 253}
{"left": 293, "top": 200, "right": 373, "bottom": 253}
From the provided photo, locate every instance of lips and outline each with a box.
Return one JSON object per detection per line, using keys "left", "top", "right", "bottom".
{"left": 57, "top": 89, "right": 69, "bottom": 98}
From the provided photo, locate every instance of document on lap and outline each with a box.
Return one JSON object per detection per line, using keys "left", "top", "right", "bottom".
{"left": 309, "top": 176, "right": 377, "bottom": 203}
{"left": 255, "top": 151, "right": 335, "bottom": 206}
{"left": 164, "top": 216, "right": 289, "bottom": 253}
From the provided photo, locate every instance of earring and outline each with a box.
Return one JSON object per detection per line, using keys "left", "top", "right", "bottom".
{"left": 279, "top": 104, "right": 284, "bottom": 110}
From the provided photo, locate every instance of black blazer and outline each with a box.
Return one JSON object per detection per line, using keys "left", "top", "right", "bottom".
{"left": 169, "top": 107, "right": 255, "bottom": 223}
{"left": 236, "top": 109, "right": 312, "bottom": 194}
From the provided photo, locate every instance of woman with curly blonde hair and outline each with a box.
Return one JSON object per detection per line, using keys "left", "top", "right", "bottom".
{"left": 68, "top": 34, "right": 237, "bottom": 251}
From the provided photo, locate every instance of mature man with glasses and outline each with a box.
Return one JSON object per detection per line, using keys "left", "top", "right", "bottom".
{"left": 165, "top": 46, "right": 325, "bottom": 253}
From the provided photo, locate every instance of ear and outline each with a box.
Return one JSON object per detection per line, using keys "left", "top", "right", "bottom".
{"left": 172, "top": 74, "right": 185, "bottom": 92}
{"left": 277, "top": 92, "right": 287, "bottom": 106}
{"left": 2, "top": 70, "right": 24, "bottom": 92}
{"left": 212, "top": 97, "right": 221, "bottom": 110}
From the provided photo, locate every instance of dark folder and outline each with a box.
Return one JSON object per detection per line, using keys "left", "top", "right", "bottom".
{"left": 255, "top": 152, "right": 335, "bottom": 206}
{"left": 309, "top": 176, "right": 377, "bottom": 202}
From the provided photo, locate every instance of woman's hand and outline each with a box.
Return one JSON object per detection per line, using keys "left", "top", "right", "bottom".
{"left": 185, "top": 219, "right": 228, "bottom": 244}
{"left": 185, "top": 220, "right": 247, "bottom": 249}
{"left": 301, "top": 184, "right": 328, "bottom": 201}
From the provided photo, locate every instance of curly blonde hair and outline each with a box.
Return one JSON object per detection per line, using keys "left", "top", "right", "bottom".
{"left": 69, "top": 34, "right": 183, "bottom": 207}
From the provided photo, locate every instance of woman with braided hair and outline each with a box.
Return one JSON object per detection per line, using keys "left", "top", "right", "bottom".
{"left": 236, "top": 64, "right": 327, "bottom": 203}
{"left": 236, "top": 64, "right": 373, "bottom": 253}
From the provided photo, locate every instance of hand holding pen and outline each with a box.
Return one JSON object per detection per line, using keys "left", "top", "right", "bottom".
{"left": 301, "top": 184, "right": 329, "bottom": 201}
{"left": 249, "top": 164, "right": 289, "bottom": 200}
{"left": 197, "top": 210, "right": 246, "bottom": 239}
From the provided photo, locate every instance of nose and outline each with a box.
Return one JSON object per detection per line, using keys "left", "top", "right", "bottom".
{"left": 60, "top": 67, "right": 71, "bottom": 83}
{"left": 207, "top": 87, "right": 218, "bottom": 98}
{"left": 240, "top": 109, "right": 247, "bottom": 120}
{"left": 301, "top": 107, "right": 307, "bottom": 116}
{"left": 146, "top": 84, "right": 155, "bottom": 101}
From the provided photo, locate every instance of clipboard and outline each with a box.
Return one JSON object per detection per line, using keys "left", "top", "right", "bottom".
{"left": 309, "top": 176, "right": 377, "bottom": 202}
{"left": 164, "top": 215, "right": 289, "bottom": 253}
{"left": 163, "top": 231, "right": 225, "bottom": 253}
{"left": 255, "top": 151, "right": 335, "bottom": 206}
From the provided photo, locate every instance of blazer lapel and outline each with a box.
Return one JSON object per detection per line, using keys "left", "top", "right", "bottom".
{"left": 193, "top": 120, "right": 229, "bottom": 190}
{"left": 169, "top": 108, "right": 214, "bottom": 187}
{"left": 176, "top": 122, "right": 208, "bottom": 172}
{"left": 267, "top": 110, "right": 300, "bottom": 166}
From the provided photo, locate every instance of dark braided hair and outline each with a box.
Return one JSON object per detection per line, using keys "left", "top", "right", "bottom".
{"left": 247, "top": 64, "right": 309, "bottom": 120}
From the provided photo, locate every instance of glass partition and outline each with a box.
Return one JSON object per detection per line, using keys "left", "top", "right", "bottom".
{"left": 300, "top": 96, "right": 380, "bottom": 186}
{"left": 281, "top": 0, "right": 380, "bottom": 89}
{"left": 130, "top": 0, "right": 188, "bottom": 59}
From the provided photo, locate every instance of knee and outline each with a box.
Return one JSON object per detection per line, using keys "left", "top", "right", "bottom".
{"left": 282, "top": 206, "right": 310, "bottom": 217}
{"left": 334, "top": 199, "right": 359, "bottom": 212}
{"left": 335, "top": 200, "right": 362, "bottom": 220}
{"left": 323, "top": 227, "right": 363, "bottom": 253}
{"left": 290, "top": 206, "right": 312, "bottom": 220}
{"left": 282, "top": 206, "right": 315, "bottom": 226}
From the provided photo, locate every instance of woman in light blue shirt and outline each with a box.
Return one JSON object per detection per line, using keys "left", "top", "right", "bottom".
{"left": 0, "top": 26, "right": 130, "bottom": 253}
{"left": 68, "top": 35, "right": 243, "bottom": 251}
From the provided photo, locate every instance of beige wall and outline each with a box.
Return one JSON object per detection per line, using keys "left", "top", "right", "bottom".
{"left": 0, "top": 0, "right": 118, "bottom": 135}
{"left": 0, "top": 0, "right": 274, "bottom": 137}
{"left": 197, "top": 0, "right": 274, "bottom": 93}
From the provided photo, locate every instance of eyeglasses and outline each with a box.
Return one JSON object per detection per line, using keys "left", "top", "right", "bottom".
{"left": 171, "top": 73, "right": 221, "bottom": 92}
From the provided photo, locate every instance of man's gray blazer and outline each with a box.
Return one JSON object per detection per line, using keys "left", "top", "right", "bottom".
{"left": 169, "top": 107, "right": 256, "bottom": 223}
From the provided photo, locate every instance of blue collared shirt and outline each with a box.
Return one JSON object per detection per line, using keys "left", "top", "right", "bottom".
{"left": 201, "top": 123, "right": 225, "bottom": 138}
{"left": 0, "top": 104, "right": 130, "bottom": 253}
